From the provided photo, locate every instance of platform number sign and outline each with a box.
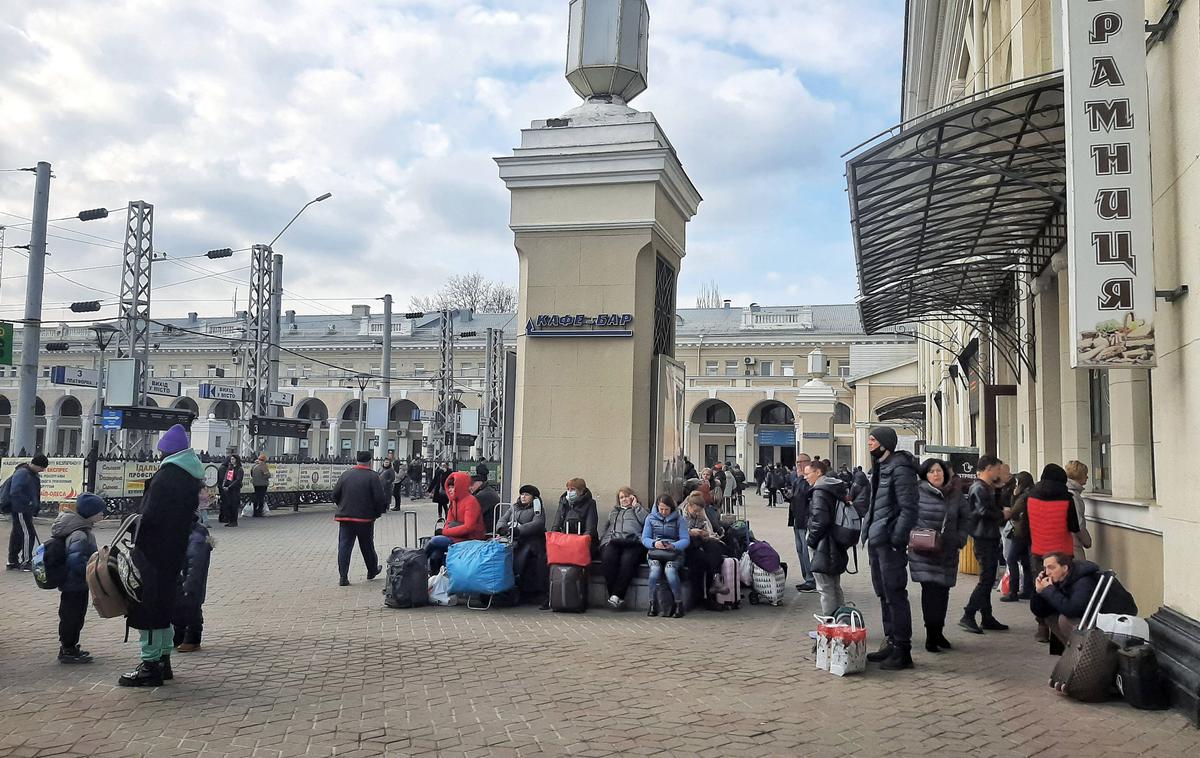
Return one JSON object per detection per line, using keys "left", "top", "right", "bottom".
{"left": 0, "top": 321, "right": 12, "bottom": 366}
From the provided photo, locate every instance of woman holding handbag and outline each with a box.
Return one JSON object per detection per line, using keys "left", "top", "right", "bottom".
{"left": 550, "top": 478, "right": 599, "bottom": 555}
{"left": 641, "top": 495, "right": 691, "bottom": 618}
{"left": 598, "top": 487, "right": 649, "bottom": 609}
{"left": 907, "top": 458, "right": 971, "bottom": 654}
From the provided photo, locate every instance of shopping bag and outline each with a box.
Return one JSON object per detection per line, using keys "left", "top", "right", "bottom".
{"left": 545, "top": 531, "right": 591, "bottom": 568}
{"left": 999, "top": 570, "right": 1011, "bottom": 596}
{"left": 814, "top": 615, "right": 835, "bottom": 671}
{"left": 241, "top": 503, "right": 253, "bottom": 518}
{"left": 828, "top": 614, "right": 868, "bottom": 677}
{"left": 427, "top": 567, "right": 458, "bottom": 606}
{"left": 739, "top": 552, "right": 754, "bottom": 586}
{"left": 446, "top": 540, "right": 514, "bottom": 596}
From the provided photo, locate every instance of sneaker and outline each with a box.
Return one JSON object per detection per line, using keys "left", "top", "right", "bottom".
{"left": 607, "top": 595, "right": 623, "bottom": 609}
{"left": 958, "top": 613, "right": 984, "bottom": 634}
{"left": 980, "top": 616, "right": 1010, "bottom": 632}
{"left": 795, "top": 582, "right": 817, "bottom": 593}
{"left": 18, "top": 562, "right": 32, "bottom": 572}
{"left": 339, "top": 577, "right": 350, "bottom": 587}
{"left": 58, "top": 645, "right": 93, "bottom": 664}
{"left": 367, "top": 565, "right": 383, "bottom": 580}
{"left": 999, "top": 594, "right": 1020, "bottom": 603}
{"left": 5, "top": 563, "right": 18, "bottom": 570}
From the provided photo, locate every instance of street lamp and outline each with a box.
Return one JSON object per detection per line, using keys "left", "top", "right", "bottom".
{"left": 269, "top": 192, "right": 332, "bottom": 249}
{"left": 89, "top": 323, "right": 119, "bottom": 453}
{"left": 344, "top": 372, "right": 371, "bottom": 455}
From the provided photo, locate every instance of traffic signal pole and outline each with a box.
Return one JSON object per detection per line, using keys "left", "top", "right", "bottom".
{"left": 13, "top": 162, "right": 51, "bottom": 456}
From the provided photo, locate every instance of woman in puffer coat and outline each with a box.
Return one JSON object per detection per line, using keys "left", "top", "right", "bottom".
{"left": 682, "top": 493, "right": 727, "bottom": 610}
{"left": 804, "top": 460, "right": 851, "bottom": 616}
{"left": 908, "top": 458, "right": 971, "bottom": 654}
{"left": 641, "top": 495, "right": 690, "bottom": 618}
{"left": 496, "top": 484, "right": 548, "bottom": 606}
{"left": 599, "top": 487, "right": 649, "bottom": 609}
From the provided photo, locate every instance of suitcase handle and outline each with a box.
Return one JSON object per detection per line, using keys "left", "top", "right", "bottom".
{"left": 1082, "top": 571, "right": 1116, "bottom": 631}
{"left": 401, "top": 510, "right": 418, "bottom": 548}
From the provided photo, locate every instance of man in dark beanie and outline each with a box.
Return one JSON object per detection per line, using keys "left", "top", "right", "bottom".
{"left": 6, "top": 453, "right": 47, "bottom": 570}
{"left": 332, "top": 451, "right": 390, "bottom": 586}
{"left": 862, "top": 426, "right": 920, "bottom": 670}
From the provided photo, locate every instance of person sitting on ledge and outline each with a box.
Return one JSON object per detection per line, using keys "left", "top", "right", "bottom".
{"left": 424, "top": 471, "right": 483, "bottom": 575}
{"left": 642, "top": 495, "right": 690, "bottom": 619}
{"left": 599, "top": 487, "right": 648, "bottom": 610}
{"left": 1029, "top": 552, "right": 1138, "bottom": 654}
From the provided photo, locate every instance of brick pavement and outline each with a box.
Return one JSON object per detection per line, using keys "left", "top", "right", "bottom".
{"left": 1, "top": 493, "right": 1196, "bottom": 758}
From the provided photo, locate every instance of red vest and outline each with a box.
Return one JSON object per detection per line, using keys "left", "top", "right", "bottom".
{"left": 1027, "top": 497, "right": 1074, "bottom": 557}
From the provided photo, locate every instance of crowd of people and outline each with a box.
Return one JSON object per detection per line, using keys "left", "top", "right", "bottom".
{"left": 3, "top": 420, "right": 1138, "bottom": 684}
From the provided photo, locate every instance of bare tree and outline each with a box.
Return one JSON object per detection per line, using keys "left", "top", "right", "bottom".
{"left": 410, "top": 271, "right": 517, "bottom": 314}
{"left": 695, "top": 279, "right": 722, "bottom": 308}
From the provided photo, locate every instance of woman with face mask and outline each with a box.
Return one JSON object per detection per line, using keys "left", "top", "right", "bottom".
{"left": 495, "top": 485, "right": 548, "bottom": 606}
{"left": 550, "top": 478, "right": 599, "bottom": 557}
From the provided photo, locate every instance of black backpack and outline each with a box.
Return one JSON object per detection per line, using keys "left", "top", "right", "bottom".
{"left": 33, "top": 535, "right": 69, "bottom": 590}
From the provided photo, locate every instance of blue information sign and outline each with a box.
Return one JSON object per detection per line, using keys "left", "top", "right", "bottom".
{"left": 100, "top": 408, "right": 124, "bottom": 430}
{"left": 757, "top": 429, "right": 796, "bottom": 446}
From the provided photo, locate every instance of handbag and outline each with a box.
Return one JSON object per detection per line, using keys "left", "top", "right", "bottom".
{"left": 908, "top": 507, "right": 949, "bottom": 554}
{"left": 546, "top": 525, "right": 591, "bottom": 567}
{"left": 647, "top": 548, "right": 679, "bottom": 562}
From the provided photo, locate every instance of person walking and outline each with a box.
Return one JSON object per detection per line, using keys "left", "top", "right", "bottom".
{"left": 250, "top": 454, "right": 271, "bottom": 517}
{"left": 378, "top": 458, "right": 396, "bottom": 512}
{"left": 216, "top": 454, "right": 243, "bottom": 527}
{"left": 429, "top": 463, "right": 451, "bottom": 520}
{"left": 804, "top": 459, "right": 851, "bottom": 616}
{"left": 53, "top": 492, "right": 105, "bottom": 663}
{"left": 765, "top": 464, "right": 784, "bottom": 507}
{"left": 1000, "top": 470, "right": 1036, "bottom": 602}
{"left": 5, "top": 453, "right": 46, "bottom": 570}
{"left": 332, "top": 451, "right": 390, "bottom": 586}
{"left": 119, "top": 424, "right": 204, "bottom": 687}
{"left": 599, "top": 487, "right": 649, "bottom": 609}
{"left": 908, "top": 459, "right": 971, "bottom": 653}
{"left": 862, "top": 426, "right": 919, "bottom": 671}
{"left": 959, "top": 455, "right": 1011, "bottom": 634}
{"left": 1064, "top": 460, "right": 1093, "bottom": 559}
{"left": 753, "top": 463, "right": 766, "bottom": 496}
{"left": 787, "top": 453, "right": 816, "bottom": 592}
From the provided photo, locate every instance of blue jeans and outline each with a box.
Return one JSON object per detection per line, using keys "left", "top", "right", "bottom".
{"left": 793, "top": 527, "right": 815, "bottom": 584}
{"left": 647, "top": 556, "right": 684, "bottom": 604}
{"left": 425, "top": 535, "right": 453, "bottom": 574}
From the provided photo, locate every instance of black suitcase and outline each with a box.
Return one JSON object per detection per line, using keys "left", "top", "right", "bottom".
{"left": 548, "top": 564, "right": 587, "bottom": 613}
{"left": 384, "top": 512, "right": 429, "bottom": 609}
{"left": 1116, "top": 645, "right": 1170, "bottom": 710}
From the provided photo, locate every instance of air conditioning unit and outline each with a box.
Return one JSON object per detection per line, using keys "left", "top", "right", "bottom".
{"left": 743, "top": 357, "right": 756, "bottom": 366}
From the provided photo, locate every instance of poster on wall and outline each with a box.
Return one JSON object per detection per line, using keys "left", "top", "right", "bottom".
{"left": 123, "top": 461, "right": 160, "bottom": 498}
{"left": 651, "top": 355, "right": 687, "bottom": 503}
{"left": 0, "top": 458, "right": 84, "bottom": 508}
{"left": 96, "top": 459, "right": 125, "bottom": 499}
{"left": 1064, "top": 0, "right": 1157, "bottom": 368}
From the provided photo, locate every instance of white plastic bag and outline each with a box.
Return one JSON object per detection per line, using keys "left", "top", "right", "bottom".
{"left": 241, "top": 503, "right": 253, "bottom": 518}
{"left": 739, "top": 552, "right": 754, "bottom": 586}
{"left": 427, "top": 568, "right": 458, "bottom": 606}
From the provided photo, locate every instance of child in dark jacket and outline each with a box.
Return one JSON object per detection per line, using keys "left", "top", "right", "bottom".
{"left": 54, "top": 493, "right": 106, "bottom": 663}
{"left": 172, "top": 508, "right": 215, "bottom": 652}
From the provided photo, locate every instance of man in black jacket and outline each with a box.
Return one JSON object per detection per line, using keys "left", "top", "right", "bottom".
{"left": 787, "top": 453, "right": 816, "bottom": 592}
{"left": 470, "top": 474, "right": 501, "bottom": 535}
{"left": 1030, "top": 553, "right": 1137, "bottom": 649}
{"left": 333, "top": 451, "right": 390, "bottom": 586}
{"left": 862, "top": 426, "right": 920, "bottom": 670}
{"left": 959, "top": 455, "right": 1011, "bottom": 634}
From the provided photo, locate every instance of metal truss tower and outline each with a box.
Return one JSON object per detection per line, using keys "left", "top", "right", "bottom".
{"left": 116, "top": 201, "right": 154, "bottom": 453}
{"left": 241, "top": 244, "right": 273, "bottom": 456}
{"left": 481, "top": 328, "right": 504, "bottom": 462}
{"left": 432, "top": 310, "right": 456, "bottom": 465}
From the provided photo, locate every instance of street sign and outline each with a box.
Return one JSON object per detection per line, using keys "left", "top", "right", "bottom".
{"left": 418, "top": 410, "right": 435, "bottom": 422}
{"left": 101, "top": 408, "right": 124, "bottom": 430}
{"left": 199, "top": 383, "right": 244, "bottom": 401}
{"left": 0, "top": 321, "right": 12, "bottom": 366}
{"left": 147, "top": 377, "right": 182, "bottom": 398}
{"left": 268, "top": 391, "right": 295, "bottom": 407}
{"left": 50, "top": 366, "right": 99, "bottom": 387}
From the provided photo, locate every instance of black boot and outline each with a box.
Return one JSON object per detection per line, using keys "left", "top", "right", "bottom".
{"left": 866, "top": 641, "right": 894, "bottom": 663}
{"left": 118, "top": 660, "right": 163, "bottom": 687}
{"left": 160, "top": 656, "right": 173, "bottom": 681}
{"left": 671, "top": 602, "right": 685, "bottom": 619}
{"left": 57, "top": 645, "right": 93, "bottom": 664}
{"left": 980, "top": 615, "right": 1010, "bottom": 631}
{"left": 958, "top": 612, "right": 983, "bottom": 634}
{"left": 648, "top": 599, "right": 659, "bottom": 617}
{"left": 936, "top": 629, "right": 953, "bottom": 650}
{"left": 879, "top": 647, "right": 915, "bottom": 670}
{"left": 924, "top": 627, "right": 942, "bottom": 654}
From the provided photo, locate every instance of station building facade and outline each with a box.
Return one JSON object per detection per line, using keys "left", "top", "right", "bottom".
{"left": 1, "top": 303, "right": 916, "bottom": 472}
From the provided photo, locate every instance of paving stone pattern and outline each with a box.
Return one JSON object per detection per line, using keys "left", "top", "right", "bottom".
{"left": 1, "top": 493, "right": 1196, "bottom": 757}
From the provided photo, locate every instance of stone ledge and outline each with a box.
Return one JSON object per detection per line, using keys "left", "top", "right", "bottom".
{"left": 1149, "top": 605, "right": 1200, "bottom": 726}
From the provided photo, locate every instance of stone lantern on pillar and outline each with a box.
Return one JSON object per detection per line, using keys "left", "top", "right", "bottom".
{"left": 565, "top": 0, "right": 650, "bottom": 106}
{"left": 795, "top": 348, "right": 837, "bottom": 461}
{"left": 807, "top": 347, "right": 828, "bottom": 379}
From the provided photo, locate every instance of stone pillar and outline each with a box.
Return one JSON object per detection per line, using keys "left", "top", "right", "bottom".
{"left": 327, "top": 420, "right": 340, "bottom": 458}
{"left": 734, "top": 421, "right": 747, "bottom": 467}
{"left": 81, "top": 413, "right": 95, "bottom": 452}
{"left": 1058, "top": 277, "right": 1091, "bottom": 464}
{"left": 1036, "top": 275, "right": 1063, "bottom": 469}
{"left": 496, "top": 109, "right": 700, "bottom": 500}
{"left": 795, "top": 378, "right": 836, "bottom": 461}
{"left": 1109, "top": 369, "right": 1154, "bottom": 500}
{"left": 44, "top": 414, "right": 59, "bottom": 455}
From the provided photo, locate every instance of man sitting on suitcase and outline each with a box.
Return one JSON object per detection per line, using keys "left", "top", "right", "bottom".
{"left": 1030, "top": 552, "right": 1137, "bottom": 653}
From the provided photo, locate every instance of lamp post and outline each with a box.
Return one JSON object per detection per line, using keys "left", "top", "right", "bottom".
{"left": 346, "top": 372, "right": 371, "bottom": 455}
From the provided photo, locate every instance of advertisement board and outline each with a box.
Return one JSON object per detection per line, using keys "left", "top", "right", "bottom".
{"left": 0, "top": 458, "right": 84, "bottom": 508}
{"left": 1064, "top": 0, "right": 1157, "bottom": 368}
{"left": 123, "top": 461, "right": 160, "bottom": 497}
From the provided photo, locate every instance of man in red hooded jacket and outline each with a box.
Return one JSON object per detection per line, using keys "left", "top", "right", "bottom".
{"left": 424, "top": 470, "right": 484, "bottom": 574}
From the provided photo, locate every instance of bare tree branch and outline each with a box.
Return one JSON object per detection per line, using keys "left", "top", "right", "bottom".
{"left": 410, "top": 272, "right": 517, "bottom": 314}
{"left": 695, "top": 279, "right": 722, "bottom": 309}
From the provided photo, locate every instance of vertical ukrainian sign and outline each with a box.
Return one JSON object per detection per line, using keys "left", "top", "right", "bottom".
{"left": 1064, "top": 0, "right": 1156, "bottom": 368}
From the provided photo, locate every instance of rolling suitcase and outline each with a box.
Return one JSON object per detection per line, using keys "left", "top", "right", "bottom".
{"left": 384, "top": 511, "right": 428, "bottom": 609}
{"left": 1116, "top": 645, "right": 1170, "bottom": 710}
{"left": 548, "top": 564, "right": 588, "bottom": 613}
{"left": 714, "top": 556, "right": 740, "bottom": 609}
{"left": 1049, "top": 570, "right": 1121, "bottom": 702}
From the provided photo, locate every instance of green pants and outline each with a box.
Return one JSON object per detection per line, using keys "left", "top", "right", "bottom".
{"left": 139, "top": 628, "right": 173, "bottom": 662}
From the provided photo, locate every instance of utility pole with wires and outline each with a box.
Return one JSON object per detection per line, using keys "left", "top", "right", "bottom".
{"left": 481, "top": 327, "right": 504, "bottom": 463}
{"left": 432, "top": 309, "right": 457, "bottom": 466}
{"left": 240, "top": 244, "right": 272, "bottom": 456}
{"left": 375, "top": 293, "right": 392, "bottom": 461}
{"left": 267, "top": 251, "right": 283, "bottom": 456}
{"left": 114, "top": 200, "right": 155, "bottom": 454}
{"left": 13, "top": 161, "right": 51, "bottom": 456}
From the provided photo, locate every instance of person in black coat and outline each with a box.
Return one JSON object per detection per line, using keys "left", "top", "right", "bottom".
{"left": 216, "top": 454, "right": 244, "bottom": 527}
{"left": 428, "top": 463, "right": 451, "bottom": 520}
{"left": 960, "top": 455, "right": 1010, "bottom": 634}
{"left": 333, "top": 451, "right": 390, "bottom": 586}
{"left": 119, "top": 425, "right": 205, "bottom": 688}
{"left": 907, "top": 459, "right": 971, "bottom": 654}
{"left": 470, "top": 475, "right": 501, "bottom": 535}
{"left": 550, "top": 478, "right": 599, "bottom": 553}
{"left": 862, "top": 426, "right": 920, "bottom": 671}
{"left": 786, "top": 455, "right": 816, "bottom": 592}
{"left": 804, "top": 460, "right": 850, "bottom": 616}
{"left": 496, "top": 485, "right": 548, "bottom": 605}
{"left": 172, "top": 511, "right": 214, "bottom": 652}
{"left": 1030, "top": 553, "right": 1138, "bottom": 651}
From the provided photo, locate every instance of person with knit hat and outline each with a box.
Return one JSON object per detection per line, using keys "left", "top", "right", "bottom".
{"left": 119, "top": 424, "right": 205, "bottom": 687}
{"left": 862, "top": 425, "right": 920, "bottom": 670}
{"left": 496, "top": 484, "right": 548, "bottom": 605}
{"left": 1018, "top": 463, "right": 1082, "bottom": 642}
{"left": 50, "top": 492, "right": 106, "bottom": 663}
{"left": 332, "top": 451, "right": 390, "bottom": 586}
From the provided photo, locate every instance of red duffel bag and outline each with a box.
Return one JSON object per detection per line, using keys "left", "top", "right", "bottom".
{"left": 546, "top": 531, "right": 592, "bottom": 567}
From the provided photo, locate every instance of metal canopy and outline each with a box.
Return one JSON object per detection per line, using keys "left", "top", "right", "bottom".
{"left": 875, "top": 394, "right": 926, "bottom": 434}
{"left": 846, "top": 74, "right": 1067, "bottom": 371}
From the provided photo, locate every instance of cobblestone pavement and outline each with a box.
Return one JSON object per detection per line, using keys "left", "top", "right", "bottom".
{"left": 2, "top": 492, "right": 1196, "bottom": 758}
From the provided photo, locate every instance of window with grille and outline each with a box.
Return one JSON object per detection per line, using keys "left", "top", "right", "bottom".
{"left": 1089, "top": 370, "right": 1111, "bottom": 494}
{"left": 653, "top": 256, "right": 676, "bottom": 356}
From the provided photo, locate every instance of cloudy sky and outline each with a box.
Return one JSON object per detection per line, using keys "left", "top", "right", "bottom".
{"left": 0, "top": 0, "right": 903, "bottom": 322}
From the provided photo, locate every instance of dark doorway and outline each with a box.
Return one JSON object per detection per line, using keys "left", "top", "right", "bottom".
{"left": 704, "top": 444, "right": 719, "bottom": 468}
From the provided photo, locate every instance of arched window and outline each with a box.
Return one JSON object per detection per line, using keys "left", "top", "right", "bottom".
{"left": 833, "top": 402, "right": 852, "bottom": 425}
{"left": 759, "top": 402, "right": 794, "bottom": 426}
{"left": 704, "top": 404, "right": 735, "bottom": 424}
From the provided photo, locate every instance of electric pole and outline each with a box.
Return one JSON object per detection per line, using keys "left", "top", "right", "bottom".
{"left": 116, "top": 201, "right": 155, "bottom": 454}
{"left": 268, "top": 251, "right": 283, "bottom": 455}
{"left": 13, "top": 161, "right": 51, "bottom": 456}
{"left": 241, "top": 244, "right": 272, "bottom": 456}
{"left": 433, "top": 310, "right": 456, "bottom": 465}
{"left": 378, "top": 293, "right": 392, "bottom": 460}
{"left": 482, "top": 328, "right": 504, "bottom": 463}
